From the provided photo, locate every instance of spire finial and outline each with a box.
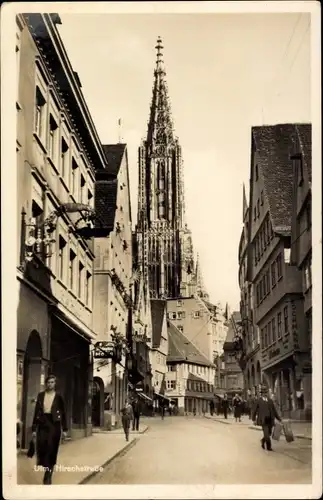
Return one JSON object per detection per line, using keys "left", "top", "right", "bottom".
{"left": 155, "top": 36, "right": 164, "bottom": 67}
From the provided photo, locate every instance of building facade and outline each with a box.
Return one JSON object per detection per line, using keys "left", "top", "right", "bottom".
{"left": 290, "top": 124, "right": 312, "bottom": 420}
{"left": 166, "top": 323, "right": 216, "bottom": 415}
{"left": 135, "top": 37, "right": 196, "bottom": 300}
{"left": 249, "top": 124, "right": 310, "bottom": 418}
{"left": 238, "top": 184, "right": 262, "bottom": 397}
{"left": 17, "top": 13, "right": 107, "bottom": 446}
{"left": 92, "top": 144, "right": 133, "bottom": 429}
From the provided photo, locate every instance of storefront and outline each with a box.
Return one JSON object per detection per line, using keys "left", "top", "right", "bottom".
{"left": 50, "top": 312, "right": 93, "bottom": 439}
{"left": 263, "top": 354, "right": 297, "bottom": 418}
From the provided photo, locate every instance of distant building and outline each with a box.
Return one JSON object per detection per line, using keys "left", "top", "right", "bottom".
{"left": 150, "top": 300, "right": 170, "bottom": 411}
{"left": 166, "top": 322, "right": 216, "bottom": 415}
{"left": 219, "top": 312, "right": 245, "bottom": 399}
{"left": 166, "top": 297, "right": 214, "bottom": 362}
{"left": 238, "top": 184, "right": 262, "bottom": 396}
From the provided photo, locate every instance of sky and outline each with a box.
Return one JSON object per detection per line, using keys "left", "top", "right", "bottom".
{"left": 57, "top": 11, "right": 311, "bottom": 311}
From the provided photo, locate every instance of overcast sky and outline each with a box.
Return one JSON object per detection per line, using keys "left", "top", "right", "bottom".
{"left": 57, "top": 11, "right": 311, "bottom": 311}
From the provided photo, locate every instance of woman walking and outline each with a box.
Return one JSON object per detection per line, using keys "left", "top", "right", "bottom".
{"left": 121, "top": 398, "right": 134, "bottom": 441}
{"left": 233, "top": 394, "right": 243, "bottom": 422}
{"left": 31, "top": 375, "right": 67, "bottom": 484}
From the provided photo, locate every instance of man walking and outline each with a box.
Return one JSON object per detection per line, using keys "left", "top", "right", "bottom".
{"left": 121, "top": 398, "right": 133, "bottom": 441}
{"left": 252, "top": 385, "right": 282, "bottom": 451}
{"left": 222, "top": 394, "right": 229, "bottom": 419}
{"left": 131, "top": 397, "right": 141, "bottom": 431}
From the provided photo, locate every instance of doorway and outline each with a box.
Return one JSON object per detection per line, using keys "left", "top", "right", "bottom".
{"left": 92, "top": 377, "right": 104, "bottom": 427}
{"left": 21, "top": 330, "right": 43, "bottom": 448}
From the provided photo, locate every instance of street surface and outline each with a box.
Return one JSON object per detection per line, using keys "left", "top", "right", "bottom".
{"left": 88, "top": 416, "right": 312, "bottom": 484}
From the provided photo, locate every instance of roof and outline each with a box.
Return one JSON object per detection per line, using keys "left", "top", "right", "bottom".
{"left": 252, "top": 124, "right": 301, "bottom": 236}
{"left": 167, "top": 322, "right": 213, "bottom": 366}
{"left": 102, "top": 144, "right": 126, "bottom": 176}
{"left": 296, "top": 124, "right": 312, "bottom": 183}
{"left": 202, "top": 299, "right": 217, "bottom": 314}
{"left": 187, "top": 372, "right": 208, "bottom": 383}
{"left": 94, "top": 178, "right": 118, "bottom": 230}
{"left": 150, "top": 300, "right": 167, "bottom": 348}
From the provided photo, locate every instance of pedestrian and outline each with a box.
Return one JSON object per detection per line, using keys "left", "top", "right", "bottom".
{"left": 252, "top": 385, "right": 282, "bottom": 451}
{"left": 193, "top": 406, "right": 196, "bottom": 416}
{"left": 121, "top": 398, "right": 133, "bottom": 441}
{"left": 131, "top": 397, "right": 141, "bottom": 431}
{"left": 161, "top": 404, "right": 165, "bottom": 420}
{"left": 233, "top": 394, "right": 242, "bottom": 422}
{"left": 210, "top": 400, "right": 215, "bottom": 416}
{"left": 31, "top": 374, "right": 67, "bottom": 485}
{"left": 222, "top": 394, "right": 229, "bottom": 419}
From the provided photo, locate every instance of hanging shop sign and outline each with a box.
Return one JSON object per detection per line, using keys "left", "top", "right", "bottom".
{"left": 93, "top": 341, "right": 115, "bottom": 359}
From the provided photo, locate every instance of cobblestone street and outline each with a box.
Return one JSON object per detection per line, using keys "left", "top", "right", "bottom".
{"left": 88, "top": 417, "right": 312, "bottom": 484}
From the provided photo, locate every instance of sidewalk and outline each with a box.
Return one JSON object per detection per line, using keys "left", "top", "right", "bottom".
{"left": 17, "top": 432, "right": 138, "bottom": 485}
{"left": 204, "top": 414, "right": 312, "bottom": 440}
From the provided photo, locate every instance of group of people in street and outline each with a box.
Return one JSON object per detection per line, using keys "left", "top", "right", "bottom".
{"left": 121, "top": 396, "right": 142, "bottom": 441}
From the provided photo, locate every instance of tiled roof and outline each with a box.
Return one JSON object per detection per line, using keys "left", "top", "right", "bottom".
{"left": 150, "top": 299, "right": 167, "bottom": 348}
{"left": 167, "top": 322, "right": 213, "bottom": 366}
{"left": 252, "top": 124, "right": 299, "bottom": 235}
{"left": 103, "top": 144, "right": 126, "bottom": 176}
{"left": 296, "top": 124, "right": 312, "bottom": 182}
{"left": 94, "top": 178, "right": 118, "bottom": 230}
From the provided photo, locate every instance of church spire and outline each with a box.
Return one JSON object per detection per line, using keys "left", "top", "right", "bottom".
{"left": 195, "top": 253, "right": 209, "bottom": 300}
{"left": 146, "top": 37, "right": 174, "bottom": 146}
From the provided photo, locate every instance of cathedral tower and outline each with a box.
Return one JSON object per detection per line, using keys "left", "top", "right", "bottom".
{"left": 136, "top": 37, "right": 195, "bottom": 299}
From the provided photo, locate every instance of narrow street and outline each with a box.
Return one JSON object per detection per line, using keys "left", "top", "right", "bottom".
{"left": 88, "top": 417, "right": 311, "bottom": 484}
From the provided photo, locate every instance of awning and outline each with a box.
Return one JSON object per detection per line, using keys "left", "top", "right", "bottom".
{"left": 155, "top": 393, "right": 172, "bottom": 401}
{"left": 214, "top": 393, "right": 224, "bottom": 399}
{"left": 138, "top": 392, "right": 153, "bottom": 402}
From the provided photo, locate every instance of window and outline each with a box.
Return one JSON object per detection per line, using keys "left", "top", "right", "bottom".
{"left": 172, "top": 312, "right": 177, "bottom": 320}
{"left": 283, "top": 306, "right": 289, "bottom": 334}
{"left": 306, "top": 201, "right": 312, "bottom": 230}
{"left": 169, "top": 365, "right": 176, "bottom": 372}
{"left": 277, "top": 312, "right": 282, "bottom": 339}
{"left": 194, "top": 311, "right": 200, "bottom": 318}
{"left": 177, "top": 300, "right": 183, "bottom": 307}
{"left": 260, "top": 229, "right": 264, "bottom": 255}
{"left": 78, "top": 262, "right": 84, "bottom": 299}
{"left": 177, "top": 325, "right": 183, "bottom": 333}
{"left": 69, "top": 249, "right": 76, "bottom": 291}
{"left": 167, "top": 380, "right": 176, "bottom": 390}
{"left": 256, "top": 284, "right": 260, "bottom": 306}
{"left": 277, "top": 253, "right": 282, "bottom": 279}
{"left": 264, "top": 325, "right": 268, "bottom": 348}
{"left": 257, "top": 199, "right": 260, "bottom": 218}
{"left": 58, "top": 236, "right": 67, "bottom": 281}
{"left": 271, "top": 261, "right": 276, "bottom": 287}
{"left": 71, "top": 159, "right": 78, "bottom": 198}
{"left": 48, "top": 115, "right": 58, "bottom": 162}
{"left": 263, "top": 272, "right": 267, "bottom": 297}
{"left": 255, "top": 164, "right": 259, "bottom": 180}
{"left": 260, "top": 190, "right": 264, "bottom": 205}
{"left": 266, "top": 270, "right": 270, "bottom": 295}
{"left": 271, "top": 318, "right": 276, "bottom": 343}
{"left": 267, "top": 321, "right": 272, "bottom": 345}
{"left": 284, "top": 248, "right": 291, "bottom": 263}
{"left": 80, "top": 174, "right": 86, "bottom": 204}
{"left": 85, "top": 271, "right": 92, "bottom": 307}
{"left": 260, "top": 328, "right": 264, "bottom": 349}
{"left": 35, "top": 87, "right": 46, "bottom": 138}
{"left": 177, "top": 311, "right": 186, "bottom": 319}
{"left": 61, "top": 138, "right": 69, "bottom": 180}
{"left": 304, "top": 257, "right": 312, "bottom": 290}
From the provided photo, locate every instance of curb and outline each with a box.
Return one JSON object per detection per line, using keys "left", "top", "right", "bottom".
{"left": 78, "top": 437, "right": 139, "bottom": 484}
{"left": 204, "top": 416, "right": 231, "bottom": 425}
{"left": 248, "top": 425, "right": 312, "bottom": 441}
{"left": 93, "top": 425, "right": 149, "bottom": 435}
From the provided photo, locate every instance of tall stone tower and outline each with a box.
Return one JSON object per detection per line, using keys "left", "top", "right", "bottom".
{"left": 136, "top": 37, "right": 195, "bottom": 299}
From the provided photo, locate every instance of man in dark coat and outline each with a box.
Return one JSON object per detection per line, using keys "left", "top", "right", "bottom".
{"left": 252, "top": 385, "right": 282, "bottom": 451}
{"left": 222, "top": 394, "right": 229, "bottom": 419}
{"left": 131, "top": 397, "right": 141, "bottom": 431}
